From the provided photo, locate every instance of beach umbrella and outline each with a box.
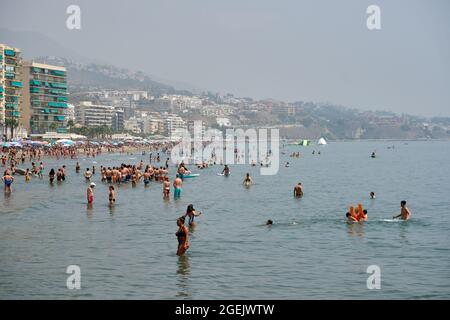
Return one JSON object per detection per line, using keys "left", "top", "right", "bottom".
{"left": 56, "top": 139, "right": 74, "bottom": 144}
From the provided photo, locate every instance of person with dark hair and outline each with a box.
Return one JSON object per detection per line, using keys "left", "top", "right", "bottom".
{"left": 370, "top": 192, "right": 376, "bottom": 199}
{"left": 346, "top": 212, "right": 357, "bottom": 222}
{"left": 266, "top": 219, "right": 273, "bottom": 226}
{"left": 243, "top": 173, "right": 253, "bottom": 187}
{"left": 184, "top": 204, "right": 202, "bottom": 226}
{"left": 294, "top": 183, "right": 303, "bottom": 197}
{"left": 48, "top": 168, "right": 55, "bottom": 184}
{"left": 393, "top": 200, "right": 411, "bottom": 220}
{"left": 176, "top": 216, "right": 190, "bottom": 256}
{"left": 361, "top": 210, "right": 368, "bottom": 221}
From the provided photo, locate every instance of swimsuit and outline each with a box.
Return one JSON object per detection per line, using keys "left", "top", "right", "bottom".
{"left": 174, "top": 187, "right": 182, "bottom": 198}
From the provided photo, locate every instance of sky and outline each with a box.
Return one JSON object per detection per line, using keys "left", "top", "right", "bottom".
{"left": 1, "top": 0, "right": 449, "bottom": 117}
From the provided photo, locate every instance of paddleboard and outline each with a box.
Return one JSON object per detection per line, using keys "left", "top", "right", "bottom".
{"left": 183, "top": 173, "right": 200, "bottom": 179}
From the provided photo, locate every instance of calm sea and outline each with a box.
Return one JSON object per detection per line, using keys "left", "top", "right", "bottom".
{"left": 1, "top": 141, "right": 449, "bottom": 299}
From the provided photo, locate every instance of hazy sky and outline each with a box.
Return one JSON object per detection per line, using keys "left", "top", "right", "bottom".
{"left": 1, "top": 0, "right": 449, "bottom": 116}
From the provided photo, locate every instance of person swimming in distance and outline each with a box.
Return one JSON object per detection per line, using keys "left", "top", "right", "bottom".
{"left": 294, "top": 182, "right": 303, "bottom": 197}
{"left": 393, "top": 200, "right": 411, "bottom": 220}
{"left": 285, "top": 162, "right": 290, "bottom": 167}
{"left": 84, "top": 168, "right": 92, "bottom": 181}
{"left": 176, "top": 216, "right": 190, "bottom": 256}
{"left": 243, "top": 173, "right": 253, "bottom": 187}
{"left": 266, "top": 219, "right": 273, "bottom": 226}
{"left": 361, "top": 210, "right": 368, "bottom": 221}
{"left": 370, "top": 192, "right": 376, "bottom": 199}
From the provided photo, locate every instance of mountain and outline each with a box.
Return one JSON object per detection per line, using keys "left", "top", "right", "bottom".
{"left": 0, "top": 28, "right": 89, "bottom": 63}
{"left": 34, "top": 56, "right": 188, "bottom": 95}
{"left": 0, "top": 28, "right": 193, "bottom": 95}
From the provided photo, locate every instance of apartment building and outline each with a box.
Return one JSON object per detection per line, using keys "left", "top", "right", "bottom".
{"left": 0, "top": 44, "right": 23, "bottom": 139}
{"left": 22, "top": 61, "right": 68, "bottom": 134}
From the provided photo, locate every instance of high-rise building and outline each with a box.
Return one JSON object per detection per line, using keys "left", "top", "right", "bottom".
{"left": 0, "top": 44, "right": 23, "bottom": 139}
{"left": 76, "top": 101, "right": 116, "bottom": 127}
{"left": 112, "top": 108, "right": 124, "bottom": 132}
{"left": 22, "top": 61, "right": 68, "bottom": 134}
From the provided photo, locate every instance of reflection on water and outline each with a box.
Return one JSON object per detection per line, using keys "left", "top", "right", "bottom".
{"left": 176, "top": 255, "right": 191, "bottom": 298}
{"left": 346, "top": 222, "right": 365, "bottom": 238}
{"left": 108, "top": 204, "right": 116, "bottom": 215}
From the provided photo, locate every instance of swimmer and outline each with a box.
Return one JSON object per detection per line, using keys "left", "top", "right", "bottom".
{"left": 266, "top": 219, "right": 273, "bottom": 226}
{"left": 176, "top": 216, "right": 190, "bottom": 256}
{"left": 361, "top": 210, "right": 368, "bottom": 221}
{"left": 243, "top": 173, "right": 253, "bottom": 187}
{"left": 84, "top": 168, "right": 92, "bottom": 181}
{"left": 370, "top": 192, "right": 376, "bottom": 199}
{"left": 346, "top": 212, "right": 358, "bottom": 223}
{"left": 294, "top": 182, "right": 303, "bottom": 197}
{"left": 393, "top": 200, "right": 411, "bottom": 220}
{"left": 184, "top": 204, "right": 202, "bottom": 226}
{"left": 87, "top": 182, "right": 95, "bottom": 205}
{"left": 108, "top": 186, "right": 116, "bottom": 205}
{"left": 173, "top": 175, "right": 183, "bottom": 198}
{"left": 285, "top": 162, "right": 290, "bottom": 167}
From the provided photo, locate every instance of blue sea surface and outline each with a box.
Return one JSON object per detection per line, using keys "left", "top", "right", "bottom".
{"left": 0, "top": 141, "right": 449, "bottom": 299}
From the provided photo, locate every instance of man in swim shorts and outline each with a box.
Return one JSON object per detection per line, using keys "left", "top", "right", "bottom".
{"left": 173, "top": 175, "right": 183, "bottom": 198}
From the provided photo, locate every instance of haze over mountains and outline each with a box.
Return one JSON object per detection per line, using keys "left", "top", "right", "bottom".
{"left": 2, "top": 27, "right": 450, "bottom": 140}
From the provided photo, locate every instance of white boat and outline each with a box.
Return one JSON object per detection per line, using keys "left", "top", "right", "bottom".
{"left": 317, "top": 137, "right": 327, "bottom": 145}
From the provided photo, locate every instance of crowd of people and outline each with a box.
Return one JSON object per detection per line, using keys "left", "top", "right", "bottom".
{"left": 2, "top": 143, "right": 412, "bottom": 257}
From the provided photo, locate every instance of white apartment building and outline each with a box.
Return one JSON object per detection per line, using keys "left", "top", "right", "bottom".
{"left": 76, "top": 101, "right": 116, "bottom": 127}
{"left": 160, "top": 113, "right": 186, "bottom": 139}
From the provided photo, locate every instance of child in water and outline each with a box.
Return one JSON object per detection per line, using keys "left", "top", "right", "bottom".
{"left": 108, "top": 186, "right": 115, "bottom": 205}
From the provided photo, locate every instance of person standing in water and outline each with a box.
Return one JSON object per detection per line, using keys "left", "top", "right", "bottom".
{"left": 75, "top": 162, "right": 80, "bottom": 173}
{"left": 49, "top": 168, "right": 55, "bottom": 184}
{"left": 173, "top": 175, "right": 183, "bottom": 199}
{"left": 87, "top": 182, "right": 95, "bottom": 205}
{"left": 243, "top": 173, "right": 253, "bottom": 187}
{"left": 108, "top": 186, "right": 116, "bottom": 205}
{"left": 163, "top": 176, "right": 171, "bottom": 198}
{"left": 294, "top": 182, "right": 303, "bottom": 197}
{"left": 84, "top": 168, "right": 92, "bottom": 181}
{"left": 184, "top": 204, "right": 202, "bottom": 227}
{"left": 222, "top": 165, "right": 230, "bottom": 176}
{"left": 393, "top": 200, "right": 411, "bottom": 220}
{"left": 2, "top": 170, "right": 14, "bottom": 193}
{"left": 176, "top": 216, "right": 190, "bottom": 256}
